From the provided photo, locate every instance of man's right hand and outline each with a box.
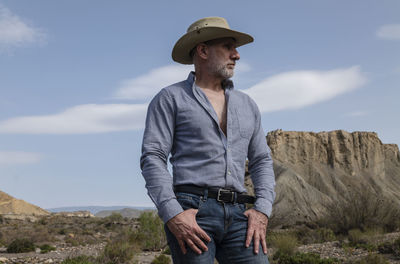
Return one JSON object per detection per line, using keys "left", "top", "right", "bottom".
{"left": 166, "top": 208, "right": 211, "bottom": 255}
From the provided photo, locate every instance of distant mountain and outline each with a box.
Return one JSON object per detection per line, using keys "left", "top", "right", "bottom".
{"left": 95, "top": 207, "right": 156, "bottom": 218}
{"left": 0, "top": 190, "right": 49, "bottom": 216}
{"left": 47, "top": 205, "right": 155, "bottom": 215}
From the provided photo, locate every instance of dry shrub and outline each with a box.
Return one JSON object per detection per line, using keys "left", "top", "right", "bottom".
{"left": 319, "top": 186, "right": 400, "bottom": 234}
{"left": 295, "top": 226, "right": 336, "bottom": 245}
{"left": 151, "top": 254, "right": 171, "bottom": 264}
{"left": 268, "top": 232, "right": 298, "bottom": 256}
{"left": 61, "top": 256, "right": 96, "bottom": 264}
{"left": 97, "top": 240, "right": 136, "bottom": 264}
{"left": 65, "top": 234, "right": 98, "bottom": 246}
{"left": 355, "top": 253, "right": 389, "bottom": 264}
{"left": 378, "top": 237, "right": 400, "bottom": 257}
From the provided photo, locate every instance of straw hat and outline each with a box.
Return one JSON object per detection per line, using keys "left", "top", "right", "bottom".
{"left": 172, "top": 17, "right": 254, "bottom": 64}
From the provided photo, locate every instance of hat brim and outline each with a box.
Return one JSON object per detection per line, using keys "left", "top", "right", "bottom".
{"left": 172, "top": 27, "right": 254, "bottom": 65}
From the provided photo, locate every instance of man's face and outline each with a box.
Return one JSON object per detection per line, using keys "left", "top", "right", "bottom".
{"left": 206, "top": 38, "right": 240, "bottom": 80}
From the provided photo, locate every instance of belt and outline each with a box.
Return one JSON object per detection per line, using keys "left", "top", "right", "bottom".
{"left": 174, "top": 185, "right": 255, "bottom": 204}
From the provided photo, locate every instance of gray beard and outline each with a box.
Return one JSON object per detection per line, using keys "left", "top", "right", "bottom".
{"left": 209, "top": 61, "right": 234, "bottom": 80}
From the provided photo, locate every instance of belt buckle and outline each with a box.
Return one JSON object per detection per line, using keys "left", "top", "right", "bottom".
{"left": 217, "top": 188, "right": 234, "bottom": 203}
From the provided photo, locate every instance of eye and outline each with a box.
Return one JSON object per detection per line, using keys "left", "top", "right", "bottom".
{"left": 224, "top": 44, "right": 233, "bottom": 50}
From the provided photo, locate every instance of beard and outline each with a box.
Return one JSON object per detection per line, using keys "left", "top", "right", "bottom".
{"left": 208, "top": 56, "right": 234, "bottom": 80}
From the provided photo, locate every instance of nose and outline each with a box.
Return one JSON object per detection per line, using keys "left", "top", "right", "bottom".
{"left": 231, "top": 47, "right": 240, "bottom": 61}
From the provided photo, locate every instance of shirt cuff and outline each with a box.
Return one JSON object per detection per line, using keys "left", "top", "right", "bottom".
{"left": 158, "top": 198, "right": 184, "bottom": 223}
{"left": 253, "top": 197, "right": 273, "bottom": 218}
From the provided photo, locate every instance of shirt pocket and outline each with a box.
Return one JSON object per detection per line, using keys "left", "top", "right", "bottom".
{"left": 235, "top": 108, "right": 254, "bottom": 139}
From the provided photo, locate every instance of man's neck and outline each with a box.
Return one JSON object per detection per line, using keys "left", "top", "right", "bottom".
{"left": 194, "top": 70, "right": 225, "bottom": 92}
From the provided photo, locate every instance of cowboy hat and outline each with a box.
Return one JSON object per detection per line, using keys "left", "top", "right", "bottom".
{"left": 172, "top": 17, "right": 254, "bottom": 64}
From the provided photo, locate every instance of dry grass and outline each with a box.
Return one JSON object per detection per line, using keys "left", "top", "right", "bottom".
{"left": 318, "top": 186, "right": 400, "bottom": 235}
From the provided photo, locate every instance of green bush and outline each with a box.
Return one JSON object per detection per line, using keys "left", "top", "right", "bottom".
{"left": 97, "top": 240, "right": 135, "bottom": 264}
{"left": 61, "top": 256, "right": 96, "bottom": 264}
{"left": 130, "top": 211, "right": 166, "bottom": 251}
{"left": 151, "top": 254, "right": 171, "bottom": 264}
{"left": 7, "top": 238, "right": 36, "bottom": 253}
{"left": 40, "top": 244, "right": 56, "bottom": 253}
{"left": 105, "top": 212, "right": 124, "bottom": 222}
{"left": 272, "top": 252, "right": 339, "bottom": 264}
{"left": 355, "top": 253, "right": 389, "bottom": 264}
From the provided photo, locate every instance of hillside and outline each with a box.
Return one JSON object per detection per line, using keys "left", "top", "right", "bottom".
{"left": 95, "top": 208, "right": 155, "bottom": 218}
{"left": 245, "top": 129, "right": 400, "bottom": 226}
{"left": 0, "top": 190, "right": 49, "bottom": 216}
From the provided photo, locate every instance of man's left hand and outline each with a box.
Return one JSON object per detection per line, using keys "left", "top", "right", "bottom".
{"left": 243, "top": 208, "right": 269, "bottom": 254}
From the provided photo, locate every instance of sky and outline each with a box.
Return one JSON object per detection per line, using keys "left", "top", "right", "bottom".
{"left": 0, "top": 1, "right": 399, "bottom": 209}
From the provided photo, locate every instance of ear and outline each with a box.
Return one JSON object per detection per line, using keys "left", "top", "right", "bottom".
{"left": 196, "top": 43, "right": 208, "bottom": 60}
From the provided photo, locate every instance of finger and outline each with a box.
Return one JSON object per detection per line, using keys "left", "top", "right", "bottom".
{"left": 245, "top": 227, "right": 254, "bottom": 248}
{"left": 253, "top": 230, "right": 260, "bottom": 254}
{"left": 190, "top": 233, "right": 208, "bottom": 252}
{"left": 186, "top": 238, "right": 202, "bottom": 255}
{"left": 261, "top": 235, "right": 268, "bottom": 254}
{"left": 196, "top": 226, "right": 211, "bottom": 242}
{"left": 178, "top": 239, "right": 187, "bottom": 255}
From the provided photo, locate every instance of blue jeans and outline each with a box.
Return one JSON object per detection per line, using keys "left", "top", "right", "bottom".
{"left": 165, "top": 191, "right": 270, "bottom": 264}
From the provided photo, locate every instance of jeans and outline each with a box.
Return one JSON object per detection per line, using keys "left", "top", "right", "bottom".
{"left": 165, "top": 191, "right": 270, "bottom": 264}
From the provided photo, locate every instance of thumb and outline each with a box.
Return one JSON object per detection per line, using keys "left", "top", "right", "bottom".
{"left": 243, "top": 210, "right": 250, "bottom": 218}
{"left": 189, "top": 208, "right": 199, "bottom": 216}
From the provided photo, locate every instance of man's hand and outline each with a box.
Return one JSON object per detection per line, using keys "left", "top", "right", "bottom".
{"left": 243, "top": 208, "right": 269, "bottom": 254}
{"left": 166, "top": 209, "right": 211, "bottom": 255}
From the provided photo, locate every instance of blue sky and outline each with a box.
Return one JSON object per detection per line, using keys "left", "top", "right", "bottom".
{"left": 0, "top": 1, "right": 399, "bottom": 209}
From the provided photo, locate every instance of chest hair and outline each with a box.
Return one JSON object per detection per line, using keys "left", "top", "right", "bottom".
{"left": 202, "top": 89, "right": 227, "bottom": 136}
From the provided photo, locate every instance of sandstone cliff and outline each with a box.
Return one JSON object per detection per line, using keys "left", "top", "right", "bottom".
{"left": 246, "top": 129, "right": 400, "bottom": 226}
{"left": 0, "top": 190, "right": 49, "bottom": 216}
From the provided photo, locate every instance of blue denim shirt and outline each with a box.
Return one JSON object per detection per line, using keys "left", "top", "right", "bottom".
{"left": 140, "top": 72, "right": 276, "bottom": 223}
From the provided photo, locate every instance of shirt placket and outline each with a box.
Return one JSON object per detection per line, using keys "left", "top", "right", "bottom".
{"left": 192, "top": 83, "right": 233, "bottom": 188}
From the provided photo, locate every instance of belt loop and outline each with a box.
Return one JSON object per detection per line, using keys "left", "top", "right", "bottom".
{"left": 202, "top": 188, "right": 208, "bottom": 202}
{"left": 233, "top": 192, "right": 237, "bottom": 204}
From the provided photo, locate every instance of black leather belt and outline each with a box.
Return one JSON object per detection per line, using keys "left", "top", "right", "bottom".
{"left": 174, "top": 185, "right": 255, "bottom": 204}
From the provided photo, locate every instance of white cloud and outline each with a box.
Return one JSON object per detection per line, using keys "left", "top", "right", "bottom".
{"left": 376, "top": 24, "right": 400, "bottom": 40}
{"left": 0, "top": 104, "right": 148, "bottom": 134}
{"left": 243, "top": 66, "right": 366, "bottom": 113}
{"left": 0, "top": 4, "right": 45, "bottom": 51}
{"left": 113, "top": 62, "right": 251, "bottom": 100}
{"left": 114, "top": 65, "right": 193, "bottom": 100}
{"left": 0, "top": 151, "right": 42, "bottom": 165}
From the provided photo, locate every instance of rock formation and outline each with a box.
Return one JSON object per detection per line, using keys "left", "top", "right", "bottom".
{"left": 245, "top": 129, "right": 400, "bottom": 226}
{"left": 0, "top": 190, "right": 49, "bottom": 216}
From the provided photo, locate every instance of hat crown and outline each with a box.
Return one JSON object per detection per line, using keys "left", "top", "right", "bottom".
{"left": 187, "top": 17, "right": 230, "bottom": 33}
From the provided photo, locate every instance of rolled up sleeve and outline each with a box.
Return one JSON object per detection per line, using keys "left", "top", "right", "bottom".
{"left": 140, "top": 89, "right": 183, "bottom": 223}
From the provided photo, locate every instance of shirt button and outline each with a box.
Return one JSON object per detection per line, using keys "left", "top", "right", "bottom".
{"left": 228, "top": 171, "right": 231, "bottom": 175}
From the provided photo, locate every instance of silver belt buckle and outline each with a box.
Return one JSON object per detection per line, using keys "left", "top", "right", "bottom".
{"left": 217, "top": 188, "right": 234, "bottom": 203}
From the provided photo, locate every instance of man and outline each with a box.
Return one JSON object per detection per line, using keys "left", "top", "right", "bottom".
{"left": 140, "top": 17, "right": 275, "bottom": 263}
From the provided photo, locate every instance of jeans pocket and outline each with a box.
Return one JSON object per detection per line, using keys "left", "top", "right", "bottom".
{"left": 176, "top": 192, "right": 204, "bottom": 211}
